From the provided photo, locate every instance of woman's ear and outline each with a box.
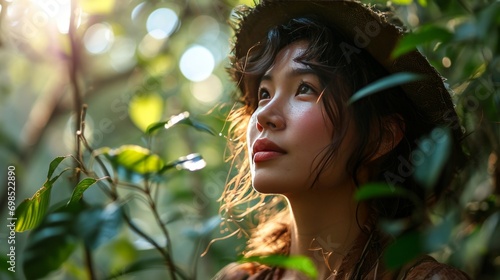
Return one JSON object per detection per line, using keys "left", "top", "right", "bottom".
{"left": 370, "top": 114, "right": 405, "bottom": 161}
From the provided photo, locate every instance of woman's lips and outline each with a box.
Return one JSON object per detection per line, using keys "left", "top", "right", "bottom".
{"left": 252, "top": 138, "right": 286, "bottom": 163}
{"left": 253, "top": 151, "right": 285, "bottom": 162}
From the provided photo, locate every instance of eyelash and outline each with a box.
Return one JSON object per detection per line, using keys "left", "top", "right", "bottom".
{"left": 257, "top": 82, "right": 316, "bottom": 101}
{"left": 258, "top": 88, "right": 271, "bottom": 100}
{"left": 296, "top": 83, "right": 316, "bottom": 96}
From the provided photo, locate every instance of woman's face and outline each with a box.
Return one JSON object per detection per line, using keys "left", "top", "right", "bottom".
{"left": 247, "top": 41, "right": 356, "bottom": 195}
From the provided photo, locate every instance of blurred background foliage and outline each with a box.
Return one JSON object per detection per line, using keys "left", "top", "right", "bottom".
{"left": 0, "top": 0, "right": 498, "bottom": 279}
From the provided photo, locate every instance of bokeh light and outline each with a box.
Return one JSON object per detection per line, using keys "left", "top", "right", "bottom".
{"left": 83, "top": 23, "right": 115, "bottom": 54}
{"left": 131, "top": 2, "right": 146, "bottom": 21}
{"left": 109, "top": 37, "right": 137, "bottom": 71}
{"left": 190, "top": 15, "right": 220, "bottom": 43}
{"left": 190, "top": 74, "right": 223, "bottom": 105}
{"left": 179, "top": 45, "right": 215, "bottom": 82}
{"left": 138, "top": 33, "right": 165, "bottom": 58}
{"left": 146, "top": 8, "right": 179, "bottom": 39}
{"left": 442, "top": 57, "right": 452, "bottom": 68}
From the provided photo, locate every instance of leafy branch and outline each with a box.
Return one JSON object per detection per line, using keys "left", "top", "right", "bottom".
{"left": 14, "top": 110, "right": 215, "bottom": 279}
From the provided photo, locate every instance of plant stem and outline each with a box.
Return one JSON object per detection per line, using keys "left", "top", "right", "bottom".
{"left": 121, "top": 212, "right": 181, "bottom": 278}
{"left": 77, "top": 113, "right": 97, "bottom": 280}
{"left": 145, "top": 183, "right": 178, "bottom": 280}
{"left": 68, "top": 0, "right": 95, "bottom": 278}
{"left": 69, "top": 0, "right": 83, "bottom": 180}
{"left": 81, "top": 130, "right": 178, "bottom": 279}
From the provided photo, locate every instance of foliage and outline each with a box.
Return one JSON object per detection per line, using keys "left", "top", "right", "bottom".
{"left": 13, "top": 111, "right": 214, "bottom": 279}
{"left": 0, "top": 0, "right": 499, "bottom": 279}
{"left": 240, "top": 255, "right": 318, "bottom": 278}
{"left": 354, "top": 0, "right": 500, "bottom": 278}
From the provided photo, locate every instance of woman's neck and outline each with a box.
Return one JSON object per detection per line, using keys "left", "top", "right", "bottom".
{"left": 285, "top": 184, "right": 369, "bottom": 278}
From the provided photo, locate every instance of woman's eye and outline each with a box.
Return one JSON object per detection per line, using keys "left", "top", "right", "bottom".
{"left": 258, "top": 89, "right": 271, "bottom": 100}
{"left": 297, "top": 83, "right": 315, "bottom": 95}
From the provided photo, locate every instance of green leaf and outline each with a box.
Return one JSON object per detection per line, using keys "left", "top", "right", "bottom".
{"left": 22, "top": 204, "right": 83, "bottom": 279}
{"left": 240, "top": 255, "right": 318, "bottom": 278}
{"left": 102, "top": 238, "right": 138, "bottom": 275}
{"left": 129, "top": 93, "right": 164, "bottom": 132}
{"left": 15, "top": 170, "right": 69, "bottom": 232}
{"left": 355, "top": 183, "right": 410, "bottom": 201}
{"left": 384, "top": 231, "right": 423, "bottom": 269}
{"left": 392, "top": 26, "right": 453, "bottom": 58}
{"left": 146, "top": 111, "right": 189, "bottom": 134}
{"left": 1, "top": 255, "right": 15, "bottom": 276}
{"left": 417, "top": 0, "right": 427, "bottom": 7}
{"left": 413, "top": 127, "right": 452, "bottom": 189}
{"left": 476, "top": 3, "right": 500, "bottom": 40}
{"left": 76, "top": 203, "right": 122, "bottom": 249}
{"left": 106, "top": 257, "right": 165, "bottom": 279}
{"left": 391, "top": 0, "right": 412, "bottom": 4}
{"left": 67, "top": 178, "right": 100, "bottom": 205}
{"left": 453, "top": 21, "right": 477, "bottom": 42}
{"left": 47, "top": 155, "right": 69, "bottom": 179}
{"left": 104, "top": 145, "right": 165, "bottom": 175}
{"left": 349, "top": 73, "right": 424, "bottom": 104}
{"left": 146, "top": 111, "right": 216, "bottom": 135}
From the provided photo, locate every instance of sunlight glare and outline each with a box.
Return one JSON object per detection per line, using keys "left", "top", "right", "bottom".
{"left": 175, "top": 153, "right": 206, "bottom": 171}
{"left": 31, "top": 0, "right": 74, "bottom": 34}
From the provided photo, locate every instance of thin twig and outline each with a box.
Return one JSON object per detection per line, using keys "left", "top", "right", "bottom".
{"left": 146, "top": 188, "right": 178, "bottom": 280}
{"left": 68, "top": 0, "right": 95, "bottom": 278}
{"left": 121, "top": 212, "right": 170, "bottom": 261}
{"left": 69, "top": 2, "right": 83, "bottom": 182}
{"left": 143, "top": 137, "right": 180, "bottom": 278}
{"left": 81, "top": 121, "right": 179, "bottom": 278}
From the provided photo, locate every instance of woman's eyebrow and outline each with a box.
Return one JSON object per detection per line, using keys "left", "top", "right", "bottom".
{"left": 260, "top": 66, "right": 317, "bottom": 83}
{"left": 289, "top": 66, "right": 317, "bottom": 77}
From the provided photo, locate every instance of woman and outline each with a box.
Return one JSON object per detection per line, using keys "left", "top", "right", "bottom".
{"left": 215, "top": 0, "right": 469, "bottom": 279}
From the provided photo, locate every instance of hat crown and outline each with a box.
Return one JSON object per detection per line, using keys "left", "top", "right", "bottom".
{"left": 230, "top": 0, "right": 461, "bottom": 138}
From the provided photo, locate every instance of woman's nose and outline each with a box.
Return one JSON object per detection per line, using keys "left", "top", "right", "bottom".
{"left": 255, "top": 100, "right": 286, "bottom": 132}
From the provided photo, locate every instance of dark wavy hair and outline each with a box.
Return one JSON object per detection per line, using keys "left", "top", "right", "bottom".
{"left": 219, "top": 16, "right": 459, "bottom": 257}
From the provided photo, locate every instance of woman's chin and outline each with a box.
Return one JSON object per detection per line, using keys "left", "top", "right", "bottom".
{"left": 251, "top": 183, "right": 284, "bottom": 195}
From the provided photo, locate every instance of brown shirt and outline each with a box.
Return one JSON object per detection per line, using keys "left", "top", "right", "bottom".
{"left": 214, "top": 219, "right": 470, "bottom": 280}
{"left": 213, "top": 228, "right": 470, "bottom": 280}
{"left": 213, "top": 258, "right": 471, "bottom": 279}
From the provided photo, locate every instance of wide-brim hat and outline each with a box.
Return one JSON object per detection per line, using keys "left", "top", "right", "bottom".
{"left": 230, "top": 0, "right": 461, "bottom": 139}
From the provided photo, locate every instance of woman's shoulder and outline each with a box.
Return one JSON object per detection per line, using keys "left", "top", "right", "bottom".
{"left": 212, "top": 262, "right": 250, "bottom": 280}
{"left": 402, "top": 256, "right": 471, "bottom": 280}
{"left": 212, "top": 262, "right": 276, "bottom": 280}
